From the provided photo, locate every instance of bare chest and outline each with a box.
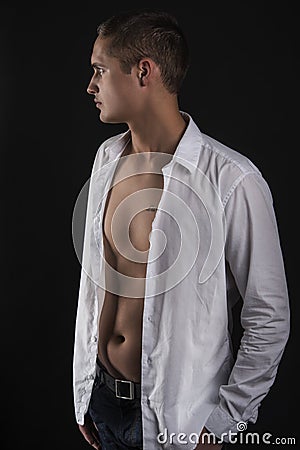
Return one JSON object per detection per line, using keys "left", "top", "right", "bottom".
{"left": 103, "top": 156, "right": 166, "bottom": 264}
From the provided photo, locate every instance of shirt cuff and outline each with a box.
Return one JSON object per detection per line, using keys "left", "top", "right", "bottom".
{"left": 205, "top": 405, "right": 249, "bottom": 443}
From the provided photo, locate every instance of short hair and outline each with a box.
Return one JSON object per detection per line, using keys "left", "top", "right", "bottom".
{"left": 96, "top": 9, "right": 189, "bottom": 94}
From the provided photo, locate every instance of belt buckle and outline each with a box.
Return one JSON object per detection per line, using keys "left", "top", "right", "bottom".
{"left": 115, "top": 379, "right": 134, "bottom": 400}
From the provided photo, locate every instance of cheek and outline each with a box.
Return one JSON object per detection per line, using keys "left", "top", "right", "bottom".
{"left": 109, "top": 85, "right": 138, "bottom": 108}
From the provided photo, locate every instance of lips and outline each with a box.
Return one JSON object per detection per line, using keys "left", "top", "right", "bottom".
{"left": 94, "top": 99, "right": 102, "bottom": 107}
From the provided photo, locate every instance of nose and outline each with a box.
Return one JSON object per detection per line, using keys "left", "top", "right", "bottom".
{"left": 87, "top": 74, "right": 99, "bottom": 95}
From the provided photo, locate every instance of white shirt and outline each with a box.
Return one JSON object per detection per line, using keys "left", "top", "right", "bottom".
{"left": 72, "top": 112, "right": 290, "bottom": 449}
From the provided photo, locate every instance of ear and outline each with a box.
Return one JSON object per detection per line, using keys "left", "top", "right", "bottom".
{"left": 137, "top": 59, "right": 152, "bottom": 87}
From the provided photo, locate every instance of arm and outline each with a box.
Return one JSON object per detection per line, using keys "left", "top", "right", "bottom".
{"left": 205, "top": 172, "right": 290, "bottom": 441}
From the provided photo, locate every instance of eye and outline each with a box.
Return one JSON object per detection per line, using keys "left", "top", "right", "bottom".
{"left": 96, "top": 67, "right": 104, "bottom": 77}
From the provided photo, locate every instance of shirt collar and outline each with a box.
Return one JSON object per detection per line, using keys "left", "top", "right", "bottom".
{"left": 105, "top": 111, "right": 204, "bottom": 173}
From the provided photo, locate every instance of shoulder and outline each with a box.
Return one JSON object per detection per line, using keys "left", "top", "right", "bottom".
{"left": 197, "top": 131, "right": 269, "bottom": 206}
{"left": 201, "top": 132, "right": 261, "bottom": 176}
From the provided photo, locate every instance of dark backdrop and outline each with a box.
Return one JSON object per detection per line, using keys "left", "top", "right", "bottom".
{"left": 1, "top": 2, "right": 298, "bottom": 449}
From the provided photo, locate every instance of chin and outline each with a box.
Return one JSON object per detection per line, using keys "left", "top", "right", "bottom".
{"left": 99, "top": 110, "right": 128, "bottom": 125}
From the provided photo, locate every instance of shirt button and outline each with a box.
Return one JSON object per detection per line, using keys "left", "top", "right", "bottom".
{"left": 92, "top": 336, "right": 98, "bottom": 343}
{"left": 86, "top": 374, "right": 95, "bottom": 381}
{"left": 147, "top": 357, "right": 152, "bottom": 364}
{"left": 147, "top": 316, "right": 152, "bottom": 322}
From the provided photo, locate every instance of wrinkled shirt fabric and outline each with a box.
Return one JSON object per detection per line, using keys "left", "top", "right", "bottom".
{"left": 73, "top": 112, "right": 290, "bottom": 449}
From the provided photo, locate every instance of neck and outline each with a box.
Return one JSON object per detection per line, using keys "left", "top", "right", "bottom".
{"left": 127, "top": 100, "right": 188, "bottom": 157}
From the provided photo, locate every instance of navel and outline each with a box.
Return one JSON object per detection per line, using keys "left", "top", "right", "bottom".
{"left": 117, "top": 334, "right": 126, "bottom": 343}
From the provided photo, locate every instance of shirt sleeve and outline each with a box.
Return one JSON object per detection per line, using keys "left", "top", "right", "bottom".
{"left": 205, "top": 171, "right": 290, "bottom": 442}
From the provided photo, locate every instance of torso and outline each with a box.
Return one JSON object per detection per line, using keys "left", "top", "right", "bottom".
{"left": 98, "top": 143, "right": 173, "bottom": 382}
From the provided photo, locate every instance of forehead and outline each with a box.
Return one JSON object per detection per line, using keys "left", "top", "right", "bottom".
{"left": 91, "top": 37, "right": 112, "bottom": 65}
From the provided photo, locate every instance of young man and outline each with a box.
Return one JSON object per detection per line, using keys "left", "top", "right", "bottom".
{"left": 73, "top": 9, "right": 290, "bottom": 450}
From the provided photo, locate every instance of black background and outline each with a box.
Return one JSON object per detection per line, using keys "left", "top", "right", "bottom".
{"left": 1, "top": 2, "right": 298, "bottom": 449}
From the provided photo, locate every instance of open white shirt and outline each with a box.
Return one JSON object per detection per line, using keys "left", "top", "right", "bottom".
{"left": 73, "top": 112, "right": 290, "bottom": 449}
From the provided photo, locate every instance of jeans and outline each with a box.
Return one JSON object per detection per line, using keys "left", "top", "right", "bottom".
{"left": 88, "top": 360, "right": 226, "bottom": 449}
{"left": 88, "top": 360, "right": 143, "bottom": 449}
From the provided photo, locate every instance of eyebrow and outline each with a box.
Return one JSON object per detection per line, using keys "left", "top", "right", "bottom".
{"left": 91, "top": 62, "right": 106, "bottom": 69}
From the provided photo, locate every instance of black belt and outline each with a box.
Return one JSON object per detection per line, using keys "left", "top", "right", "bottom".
{"left": 96, "top": 357, "right": 141, "bottom": 400}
